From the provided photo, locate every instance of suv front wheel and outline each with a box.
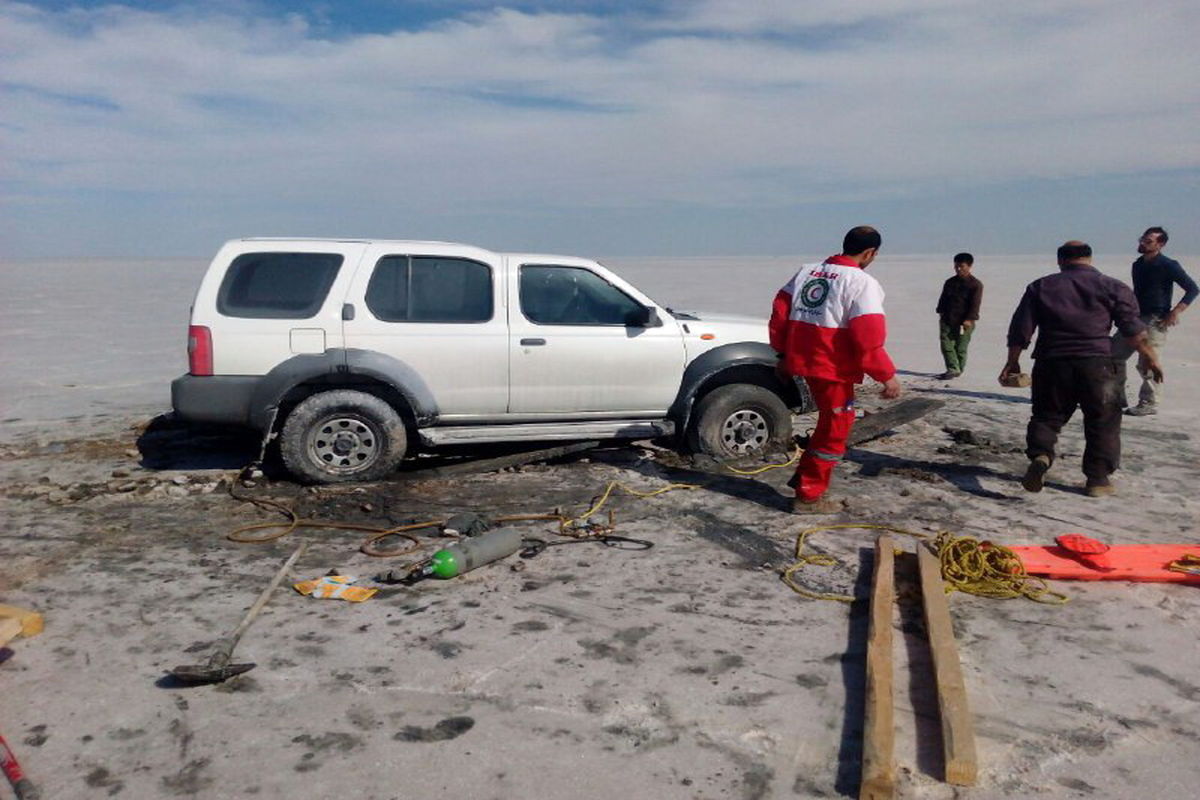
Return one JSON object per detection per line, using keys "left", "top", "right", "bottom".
{"left": 689, "top": 384, "right": 792, "bottom": 459}
{"left": 280, "top": 390, "right": 407, "bottom": 483}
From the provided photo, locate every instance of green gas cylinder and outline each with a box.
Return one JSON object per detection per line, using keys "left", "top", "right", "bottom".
{"left": 426, "top": 527, "right": 524, "bottom": 579}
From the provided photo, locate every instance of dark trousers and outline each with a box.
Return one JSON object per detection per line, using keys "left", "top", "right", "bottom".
{"left": 1027, "top": 357, "right": 1123, "bottom": 480}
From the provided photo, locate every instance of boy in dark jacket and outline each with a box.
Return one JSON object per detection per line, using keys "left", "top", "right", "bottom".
{"left": 935, "top": 252, "right": 983, "bottom": 379}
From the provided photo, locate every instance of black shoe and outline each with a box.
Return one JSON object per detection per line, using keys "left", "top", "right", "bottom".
{"left": 1124, "top": 404, "right": 1157, "bottom": 417}
{"left": 936, "top": 370, "right": 962, "bottom": 380}
{"left": 1085, "top": 477, "right": 1115, "bottom": 498}
{"left": 1022, "top": 455, "right": 1051, "bottom": 492}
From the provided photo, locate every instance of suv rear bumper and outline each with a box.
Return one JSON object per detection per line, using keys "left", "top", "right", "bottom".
{"left": 171, "top": 374, "right": 259, "bottom": 427}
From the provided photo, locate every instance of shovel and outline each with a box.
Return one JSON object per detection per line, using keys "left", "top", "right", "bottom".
{"left": 169, "top": 543, "right": 307, "bottom": 684}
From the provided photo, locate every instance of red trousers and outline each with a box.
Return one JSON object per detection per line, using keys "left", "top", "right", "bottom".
{"left": 793, "top": 378, "right": 857, "bottom": 501}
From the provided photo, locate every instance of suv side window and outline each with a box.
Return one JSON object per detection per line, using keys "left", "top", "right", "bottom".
{"left": 366, "top": 256, "right": 493, "bottom": 322}
{"left": 217, "top": 252, "right": 343, "bottom": 319}
{"left": 520, "top": 265, "right": 645, "bottom": 326}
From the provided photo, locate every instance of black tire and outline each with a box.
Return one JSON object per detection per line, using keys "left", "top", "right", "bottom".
{"left": 689, "top": 384, "right": 792, "bottom": 459}
{"left": 279, "top": 390, "right": 407, "bottom": 483}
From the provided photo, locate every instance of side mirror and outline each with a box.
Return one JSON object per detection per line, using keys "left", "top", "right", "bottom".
{"left": 627, "top": 306, "right": 662, "bottom": 328}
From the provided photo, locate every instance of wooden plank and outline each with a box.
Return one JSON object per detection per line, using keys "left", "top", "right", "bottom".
{"left": 860, "top": 535, "right": 896, "bottom": 800}
{"left": 0, "top": 605, "right": 43, "bottom": 638}
{"left": 848, "top": 398, "right": 946, "bottom": 447}
{"left": 916, "top": 545, "right": 979, "bottom": 786}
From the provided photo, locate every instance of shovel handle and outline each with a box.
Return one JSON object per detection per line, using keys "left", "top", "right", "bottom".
{"left": 0, "top": 733, "right": 40, "bottom": 800}
{"left": 227, "top": 543, "right": 308, "bottom": 647}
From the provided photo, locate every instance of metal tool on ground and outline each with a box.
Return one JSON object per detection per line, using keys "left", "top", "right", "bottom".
{"left": 169, "top": 543, "right": 307, "bottom": 684}
{"left": 0, "top": 731, "right": 40, "bottom": 800}
{"left": 400, "top": 527, "right": 524, "bottom": 584}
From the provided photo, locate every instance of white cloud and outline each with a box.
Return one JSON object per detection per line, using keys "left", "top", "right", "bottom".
{"left": 0, "top": 0, "right": 1197, "bottom": 253}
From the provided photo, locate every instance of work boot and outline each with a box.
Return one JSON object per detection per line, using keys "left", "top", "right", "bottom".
{"left": 1085, "top": 477, "right": 1115, "bottom": 498}
{"left": 792, "top": 496, "right": 846, "bottom": 514}
{"left": 937, "top": 370, "right": 961, "bottom": 380}
{"left": 1022, "top": 455, "right": 1051, "bottom": 493}
{"left": 1125, "top": 403, "right": 1157, "bottom": 417}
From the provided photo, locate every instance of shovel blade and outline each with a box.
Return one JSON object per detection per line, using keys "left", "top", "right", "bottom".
{"left": 169, "top": 661, "right": 256, "bottom": 684}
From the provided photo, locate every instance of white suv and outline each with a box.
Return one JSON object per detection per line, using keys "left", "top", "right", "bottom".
{"left": 172, "top": 239, "right": 812, "bottom": 483}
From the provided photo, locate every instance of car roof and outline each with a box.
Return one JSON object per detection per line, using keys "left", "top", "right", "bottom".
{"left": 235, "top": 238, "right": 595, "bottom": 264}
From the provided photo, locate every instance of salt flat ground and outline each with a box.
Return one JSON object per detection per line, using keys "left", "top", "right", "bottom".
{"left": 1, "top": 253, "right": 1198, "bottom": 800}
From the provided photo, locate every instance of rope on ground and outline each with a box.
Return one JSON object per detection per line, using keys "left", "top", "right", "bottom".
{"left": 781, "top": 525, "right": 1070, "bottom": 605}
{"left": 781, "top": 523, "right": 929, "bottom": 602}
{"left": 933, "top": 531, "right": 1069, "bottom": 604}
{"left": 558, "top": 481, "right": 700, "bottom": 535}
{"left": 224, "top": 465, "right": 701, "bottom": 557}
{"left": 226, "top": 478, "right": 431, "bottom": 555}
{"left": 722, "top": 446, "right": 802, "bottom": 475}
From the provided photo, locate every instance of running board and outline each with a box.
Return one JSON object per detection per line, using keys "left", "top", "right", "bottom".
{"left": 419, "top": 419, "right": 675, "bottom": 447}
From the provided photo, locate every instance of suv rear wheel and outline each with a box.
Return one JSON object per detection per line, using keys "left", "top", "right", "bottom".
{"left": 280, "top": 390, "right": 407, "bottom": 483}
{"left": 689, "top": 384, "right": 792, "bottom": 459}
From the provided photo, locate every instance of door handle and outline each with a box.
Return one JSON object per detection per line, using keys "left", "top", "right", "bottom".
{"left": 520, "top": 338, "right": 546, "bottom": 346}
{"left": 342, "top": 303, "right": 355, "bottom": 321}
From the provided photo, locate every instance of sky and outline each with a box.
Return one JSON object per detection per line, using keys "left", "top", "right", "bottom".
{"left": 2, "top": 0, "right": 1198, "bottom": 259}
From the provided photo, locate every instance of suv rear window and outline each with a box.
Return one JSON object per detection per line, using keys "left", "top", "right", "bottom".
{"left": 217, "top": 252, "right": 343, "bottom": 319}
{"left": 366, "top": 256, "right": 493, "bottom": 322}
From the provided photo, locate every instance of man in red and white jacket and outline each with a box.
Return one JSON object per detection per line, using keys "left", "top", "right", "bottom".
{"left": 769, "top": 226, "right": 902, "bottom": 513}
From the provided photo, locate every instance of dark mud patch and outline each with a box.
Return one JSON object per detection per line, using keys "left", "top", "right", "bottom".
{"left": 578, "top": 625, "right": 656, "bottom": 665}
{"left": 394, "top": 716, "right": 476, "bottom": 742}
{"left": 512, "top": 619, "right": 551, "bottom": 632}
{"left": 1130, "top": 663, "right": 1200, "bottom": 702}
{"left": 161, "top": 758, "right": 214, "bottom": 796}
{"left": 85, "top": 766, "right": 125, "bottom": 795}
{"left": 292, "top": 732, "right": 363, "bottom": 753}
{"left": 795, "top": 673, "right": 829, "bottom": 689}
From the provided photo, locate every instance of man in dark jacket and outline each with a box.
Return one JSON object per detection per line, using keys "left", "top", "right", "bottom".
{"left": 1112, "top": 226, "right": 1198, "bottom": 416}
{"left": 935, "top": 252, "right": 983, "bottom": 379}
{"left": 1001, "top": 241, "right": 1163, "bottom": 497}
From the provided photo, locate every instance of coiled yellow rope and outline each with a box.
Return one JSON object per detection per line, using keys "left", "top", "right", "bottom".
{"left": 933, "top": 531, "right": 1068, "bottom": 604}
{"left": 782, "top": 524, "right": 1070, "bottom": 605}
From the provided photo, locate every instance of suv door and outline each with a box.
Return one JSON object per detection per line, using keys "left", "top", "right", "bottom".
{"left": 508, "top": 260, "right": 686, "bottom": 415}
{"left": 342, "top": 244, "right": 508, "bottom": 417}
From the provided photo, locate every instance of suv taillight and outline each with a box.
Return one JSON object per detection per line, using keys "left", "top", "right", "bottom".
{"left": 188, "top": 325, "right": 213, "bottom": 376}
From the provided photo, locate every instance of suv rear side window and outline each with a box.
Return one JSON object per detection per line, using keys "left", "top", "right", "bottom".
{"left": 520, "top": 265, "right": 644, "bottom": 325}
{"left": 366, "top": 256, "right": 493, "bottom": 322}
{"left": 217, "top": 252, "right": 343, "bottom": 319}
